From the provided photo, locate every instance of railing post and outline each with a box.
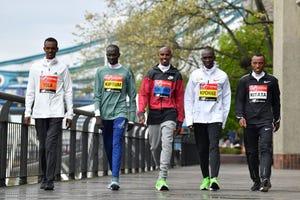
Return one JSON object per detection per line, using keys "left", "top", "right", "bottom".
{"left": 55, "top": 128, "right": 62, "bottom": 181}
{"left": 92, "top": 125, "right": 99, "bottom": 177}
{"left": 124, "top": 128, "right": 133, "bottom": 174}
{"left": 139, "top": 126, "right": 146, "bottom": 172}
{"left": 0, "top": 101, "right": 12, "bottom": 187}
{"left": 69, "top": 115, "right": 79, "bottom": 180}
{"left": 133, "top": 126, "right": 140, "bottom": 172}
{"left": 19, "top": 115, "right": 28, "bottom": 185}
{"left": 81, "top": 116, "right": 92, "bottom": 179}
{"left": 102, "top": 133, "right": 109, "bottom": 176}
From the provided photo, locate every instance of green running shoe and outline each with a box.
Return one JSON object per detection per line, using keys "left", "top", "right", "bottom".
{"left": 209, "top": 177, "right": 220, "bottom": 191}
{"left": 200, "top": 177, "right": 210, "bottom": 190}
{"left": 155, "top": 179, "right": 169, "bottom": 191}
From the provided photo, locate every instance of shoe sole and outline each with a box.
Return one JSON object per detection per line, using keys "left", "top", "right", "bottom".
{"left": 160, "top": 186, "right": 169, "bottom": 191}
{"left": 44, "top": 187, "right": 54, "bottom": 190}
{"left": 200, "top": 188, "right": 209, "bottom": 191}
{"left": 156, "top": 185, "right": 169, "bottom": 191}
{"left": 251, "top": 187, "right": 260, "bottom": 191}
{"left": 110, "top": 184, "right": 120, "bottom": 191}
{"left": 260, "top": 186, "right": 270, "bottom": 192}
{"left": 200, "top": 186, "right": 209, "bottom": 190}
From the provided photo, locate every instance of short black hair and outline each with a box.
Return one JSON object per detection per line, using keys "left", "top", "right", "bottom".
{"left": 201, "top": 46, "right": 215, "bottom": 58}
{"left": 44, "top": 37, "right": 58, "bottom": 47}
{"left": 106, "top": 44, "right": 120, "bottom": 53}
{"left": 203, "top": 46, "right": 215, "bottom": 54}
{"left": 253, "top": 53, "right": 265, "bottom": 60}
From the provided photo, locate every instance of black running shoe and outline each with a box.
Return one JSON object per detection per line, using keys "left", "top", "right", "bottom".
{"left": 250, "top": 181, "right": 261, "bottom": 191}
{"left": 260, "top": 179, "right": 271, "bottom": 192}
{"left": 44, "top": 182, "right": 54, "bottom": 190}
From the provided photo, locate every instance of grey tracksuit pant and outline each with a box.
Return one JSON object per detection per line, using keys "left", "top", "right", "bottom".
{"left": 148, "top": 120, "right": 176, "bottom": 180}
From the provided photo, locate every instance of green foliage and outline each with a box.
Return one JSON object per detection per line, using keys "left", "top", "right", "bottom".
{"left": 219, "top": 147, "right": 242, "bottom": 154}
{"left": 75, "top": 0, "right": 274, "bottom": 136}
{"left": 216, "top": 15, "right": 273, "bottom": 134}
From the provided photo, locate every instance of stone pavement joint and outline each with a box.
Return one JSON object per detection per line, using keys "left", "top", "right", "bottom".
{"left": 0, "top": 164, "right": 299, "bottom": 200}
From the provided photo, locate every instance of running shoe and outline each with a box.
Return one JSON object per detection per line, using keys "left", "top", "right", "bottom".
{"left": 209, "top": 177, "right": 220, "bottom": 191}
{"left": 107, "top": 181, "right": 120, "bottom": 190}
{"left": 260, "top": 179, "right": 271, "bottom": 192}
{"left": 200, "top": 177, "right": 210, "bottom": 190}
{"left": 251, "top": 181, "right": 261, "bottom": 191}
{"left": 155, "top": 179, "right": 169, "bottom": 191}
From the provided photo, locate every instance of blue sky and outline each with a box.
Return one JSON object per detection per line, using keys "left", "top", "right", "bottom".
{"left": 0, "top": 0, "right": 106, "bottom": 61}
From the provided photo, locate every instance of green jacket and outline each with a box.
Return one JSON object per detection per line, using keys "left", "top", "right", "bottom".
{"left": 94, "top": 65, "right": 137, "bottom": 122}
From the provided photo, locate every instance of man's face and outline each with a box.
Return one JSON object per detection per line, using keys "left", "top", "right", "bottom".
{"left": 106, "top": 47, "right": 120, "bottom": 65}
{"left": 43, "top": 41, "right": 58, "bottom": 59}
{"left": 201, "top": 49, "right": 215, "bottom": 69}
{"left": 159, "top": 47, "right": 172, "bottom": 66}
{"left": 251, "top": 56, "right": 265, "bottom": 74}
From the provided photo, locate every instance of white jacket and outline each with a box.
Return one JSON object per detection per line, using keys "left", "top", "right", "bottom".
{"left": 25, "top": 58, "right": 73, "bottom": 119}
{"left": 184, "top": 64, "right": 231, "bottom": 128}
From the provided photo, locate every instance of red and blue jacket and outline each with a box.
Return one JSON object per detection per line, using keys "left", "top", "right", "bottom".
{"left": 138, "top": 65, "right": 184, "bottom": 125}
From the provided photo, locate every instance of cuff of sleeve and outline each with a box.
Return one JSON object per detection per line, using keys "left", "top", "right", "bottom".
{"left": 24, "top": 110, "right": 31, "bottom": 118}
{"left": 176, "top": 121, "right": 182, "bottom": 128}
{"left": 236, "top": 116, "right": 243, "bottom": 120}
{"left": 94, "top": 109, "right": 100, "bottom": 116}
{"left": 274, "top": 118, "right": 280, "bottom": 124}
{"left": 137, "top": 112, "right": 144, "bottom": 118}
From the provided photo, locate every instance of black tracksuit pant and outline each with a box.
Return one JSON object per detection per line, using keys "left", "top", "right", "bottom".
{"left": 244, "top": 123, "right": 273, "bottom": 182}
{"left": 193, "top": 123, "right": 222, "bottom": 178}
{"left": 35, "top": 118, "right": 63, "bottom": 183}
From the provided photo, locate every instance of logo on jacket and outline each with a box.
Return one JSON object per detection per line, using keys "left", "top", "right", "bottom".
{"left": 168, "top": 76, "right": 174, "bottom": 80}
{"left": 264, "top": 81, "right": 271, "bottom": 84}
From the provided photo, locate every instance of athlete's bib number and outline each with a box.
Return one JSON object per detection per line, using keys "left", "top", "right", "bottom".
{"left": 199, "top": 83, "right": 218, "bottom": 101}
{"left": 104, "top": 75, "right": 123, "bottom": 92}
{"left": 153, "top": 80, "right": 172, "bottom": 98}
{"left": 249, "top": 85, "right": 267, "bottom": 102}
{"left": 40, "top": 75, "right": 58, "bottom": 93}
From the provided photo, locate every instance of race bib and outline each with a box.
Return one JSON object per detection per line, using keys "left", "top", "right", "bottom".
{"left": 249, "top": 85, "right": 267, "bottom": 102}
{"left": 153, "top": 80, "right": 172, "bottom": 98}
{"left": 199, "top": 83, "right": 218, "bottom": 101}
{"left": 104, "top": 75, "right": 123, "bottom": 92}
{"left": 40, "top": 75, "right": 58, "bottom": 93}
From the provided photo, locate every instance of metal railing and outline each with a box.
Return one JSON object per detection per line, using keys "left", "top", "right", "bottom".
{"left": 0, "top": 92, "right": 198, "bottom": 187}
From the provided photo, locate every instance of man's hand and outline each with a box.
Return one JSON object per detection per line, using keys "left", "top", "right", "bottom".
{"left": 273, "top": 121, "right": 280, "bottom": 132}
{"left": 66, "top": 119, "right": 72, "bottom": 129}
{"left": 24, "top": 117, "right": 31, "bottom": 126}
{"left": 188, "top": 125, "right": 193, "bottom": 132}
{"left": 95, "top": 116, "right": 104, "bottom": 130}
{"left": 239, "top": 117, "right": 247, "bottom": 128}
{"left": 138, "top": 113, "right": 145, "bottom": 126}
{"left": 174, "top": 121, "right": 183, "bottom": 136}
{"left": 127, "top": 123, "right": 134, "bottom": 132}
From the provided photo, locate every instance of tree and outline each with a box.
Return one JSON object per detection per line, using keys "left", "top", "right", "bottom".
{"left": 217, "top": 14, "right": 273, "bottom": 134}
{"left": 75, "top": 0, "right": 273, "bottom": 74}
{"left": 74, "top": 0, "right": 274, "bottom": 133}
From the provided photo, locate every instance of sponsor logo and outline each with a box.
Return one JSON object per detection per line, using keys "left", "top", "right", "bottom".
{"left": 168, "top": 76, "right": 174, "bottom": 80}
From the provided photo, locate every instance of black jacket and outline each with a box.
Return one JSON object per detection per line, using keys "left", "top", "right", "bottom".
{"left": 235, "top": 72, "right": 281, "bottom": 125}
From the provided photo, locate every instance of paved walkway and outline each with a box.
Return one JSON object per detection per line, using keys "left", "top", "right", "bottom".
{"left": 0, "top": 164, "right": 299, "bottom": 200}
